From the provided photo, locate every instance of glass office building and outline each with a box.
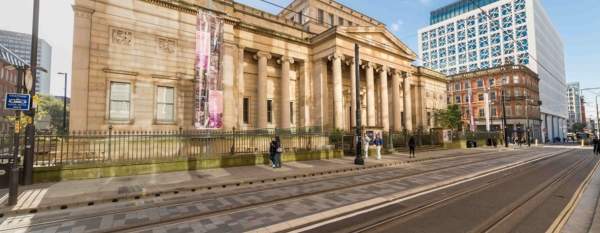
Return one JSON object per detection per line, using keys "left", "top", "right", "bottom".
{"left": 418, "top": 0, "right": 567, "bottom": 141}
{"left": 0, "top": 29, "right": 52, "bottom": 95}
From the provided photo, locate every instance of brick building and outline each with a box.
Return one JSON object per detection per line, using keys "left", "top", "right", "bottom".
{"left": 0, "top": 44, "right": 23, "bottom": 133}
{"left": 448, "top": 65, "right": 542, "bottom": 141}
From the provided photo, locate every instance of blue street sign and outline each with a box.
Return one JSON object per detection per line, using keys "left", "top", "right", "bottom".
{"left": 5, "top": 93, "right": 31, "bottom": 111}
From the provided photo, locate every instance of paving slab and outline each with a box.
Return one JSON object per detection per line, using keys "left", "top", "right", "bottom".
{"left": 0, "top": 148, "right": 495, "bottom": 214}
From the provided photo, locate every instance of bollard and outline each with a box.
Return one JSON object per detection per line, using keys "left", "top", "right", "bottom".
{"left": 581, "top": 139, "right": 585, "bottom": 147}
{"left": 8, "top": 167, "right": 19, "bottom": 206}
{"left": 535, "top": 139, "right": 538, "bottom": 147}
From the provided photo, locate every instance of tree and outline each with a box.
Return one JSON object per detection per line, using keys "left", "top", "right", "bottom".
{"left": 36, "top": 95, "right": 69, "bottom": 133}
{"left": 435, "top": 104, "right": 462, "bottom": 131}
{"left": 570, "top": 122, "right": 586, "bottom": 133}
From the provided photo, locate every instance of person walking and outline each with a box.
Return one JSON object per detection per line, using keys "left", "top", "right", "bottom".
{"left": 593, "top": 136, "right": 600, "bottom": 156}
{"left": 375, "top": 133, "right": 383, "bottom": 160}
{"left": 363, "top": 133, "right": 371, "bottom": 160}
{"left": 408, "top": 136, "right": 416, "bottom": 158}
{"left": 269, "top": 136, "right": 282, "bottom": 168}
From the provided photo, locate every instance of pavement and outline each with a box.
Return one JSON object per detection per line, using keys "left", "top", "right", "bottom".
{"left": 561, "top": 153, "right": 600, "bottom": 233}
{"left": 0, "top": 147, "right": 501, "bottom": 215}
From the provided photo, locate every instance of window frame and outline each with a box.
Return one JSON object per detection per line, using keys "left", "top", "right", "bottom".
{"left": 155, "top": 85, "right": 176, "bottom": 124}
{"left": 108, "top": 81, "right": 133, "bottom": 123}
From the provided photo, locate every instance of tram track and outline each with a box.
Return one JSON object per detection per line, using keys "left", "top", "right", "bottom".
{"left": 0, "top": 148, "right": 566, "bottom": 232}
{"left": 297, "top": 149, "right": 596, "bottom": 233}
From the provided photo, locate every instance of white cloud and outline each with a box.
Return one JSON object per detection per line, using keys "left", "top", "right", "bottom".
{"left": 419, "top": 0, "right": 431, "bottom": 5}
{"left": 390, "top": 19, "right": 404, "bottom": 32}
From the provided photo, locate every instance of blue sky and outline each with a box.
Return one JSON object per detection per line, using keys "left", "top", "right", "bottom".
{"left": 237, "top": 0, "right": 600, "bottom": 100}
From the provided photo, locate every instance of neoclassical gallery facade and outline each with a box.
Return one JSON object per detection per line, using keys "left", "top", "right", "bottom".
{"left": 70, "top": 0, "right": 449, "bottom": 132}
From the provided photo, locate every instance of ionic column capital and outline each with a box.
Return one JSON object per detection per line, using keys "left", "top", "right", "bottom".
{"left": 277, "top": 56, "right": 295, "bottom": 65}
{"left": 254, "top": 51, "right": 272, "bottom": 60}
{"left": 327, "top": 52, "right": 344, "bottom": 62}
{"left": 377, "top": 65, "right": 390, "bottom": 74}
{"left": 361, "top": 61, "right": 376, "bottom": 70}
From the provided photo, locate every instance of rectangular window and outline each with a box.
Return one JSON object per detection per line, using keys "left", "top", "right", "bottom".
{"left": 156, "top": 86, "right": 175, "bottom": 122}
{"left": 477, "top": 79, "right": 483, "bottom": 88}
{"left": 243, "top": 97, "right": 249, "bottom": 124}
{"left": 109, "top": 82, "right": 131, "bottom": 121}
{"left": 298, "top": 12, "right": 303, "bottom": 24}
{"left": 479, "top": 109, "right": 485, "bottom": 117}
{"left": 318, "top": 9, "right": 324, "bottom": 24}
{"left": 329, "top": 13, "right": 334, "bottom": 26}
{"left": 427, "top": 112, "right": 432, "bottom": 126}
{"left": 491, "top": 107, "right": 497, "bottom": 117}
{"left": 489, "top": 78, "right": 495, "bottom": 86}
{"left": 267, "top": 99, "right": 273, "bottom": 124}
{"left": 491, "top": 92, "right": 496, "bottom": 101}
{"left": 478, "top": 93, "right": 484, "bottom": 101}
{"left": 338, "top": 17, "right": 344, "bottom": 26}
{"left": 290, "top": 101, "right": 294, "bottom": 124}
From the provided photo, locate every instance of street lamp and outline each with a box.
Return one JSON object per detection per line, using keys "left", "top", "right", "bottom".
{"left": 354, "top": 44, "right": 364, "bottom": 165}
{"left": 57, "top": 72, "right": 68, "bottom": 133}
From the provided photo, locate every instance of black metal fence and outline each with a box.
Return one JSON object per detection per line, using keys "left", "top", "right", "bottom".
{"left": 0, "top": 127, "right": 503, "bottom": 168}
{"left": 29, "top": 128, "right": 337, "bottom": 167}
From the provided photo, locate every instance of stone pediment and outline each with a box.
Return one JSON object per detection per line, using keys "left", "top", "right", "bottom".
{"left": 338, "top": 26, "right": 417, "bottom": 60}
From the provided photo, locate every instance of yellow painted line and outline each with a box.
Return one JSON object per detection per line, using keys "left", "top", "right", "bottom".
{"left": 545, "top": 156, "right": 600, "bottom": 233}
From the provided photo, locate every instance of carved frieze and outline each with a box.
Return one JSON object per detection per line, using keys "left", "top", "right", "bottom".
{"left": 157, "top": 37, "right": 177, "bottom": 54}
{"left": 110, "top": 27, "right": 133, "bottom": 46}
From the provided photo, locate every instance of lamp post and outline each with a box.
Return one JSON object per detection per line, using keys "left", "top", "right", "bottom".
{"left": 23, "top": 0, "right": 40, "bottom": 185}
{"left": 501, "top": 89, "right": 508, "bottom": 147}
{"left": 57, "top": 72, "right": 68, "bottom": 133}
{"left": 354, "top": 44, "right": 364, "bottom": 165}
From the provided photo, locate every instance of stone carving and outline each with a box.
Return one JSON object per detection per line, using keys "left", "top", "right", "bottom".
{"left": 111, "top": 28, "right": 133, "bottom": 46}
{"left": 158, "top": 37, "right": 177, "bottom": 53}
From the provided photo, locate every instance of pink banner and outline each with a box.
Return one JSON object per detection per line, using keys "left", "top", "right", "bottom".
{"left": 194, "top": 10, "right": 223, "bottom": 129}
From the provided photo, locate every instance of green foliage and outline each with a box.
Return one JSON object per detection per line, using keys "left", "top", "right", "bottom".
{"left": 435, "top": 104, "right": 462, "bottom": 130}
{"left": 36, "top": 95, "right": 69, "bottom": 133}
{"left": 570, "top": 122, "right": 586, "bottom": 133}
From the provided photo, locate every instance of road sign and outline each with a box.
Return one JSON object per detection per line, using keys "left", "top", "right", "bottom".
{"left": 4, "top": 93, "right": 31, "bottom": 111}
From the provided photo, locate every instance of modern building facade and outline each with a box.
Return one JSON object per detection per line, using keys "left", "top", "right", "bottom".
{"left": 0, "top": 29, "right": 52, "bottom": 95}
{"left": 418, "top": 0, "right": 567, "bottom": 142}
{"left": 448, "top": 65, "right": 541, "bottom": 141}
{"left": 70, "top": 0, "right": 449, "bottom": 132}
{"left": 566, "top": 82, "right": 582, "bottom": 129}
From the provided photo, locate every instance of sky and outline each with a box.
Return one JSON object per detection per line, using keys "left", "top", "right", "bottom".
{"left": 1, "top": 0, "right": 599, "bottom": 116}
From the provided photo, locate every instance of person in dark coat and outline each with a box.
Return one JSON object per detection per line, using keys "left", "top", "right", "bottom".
{"left": 408, "top": 136, "right": 416, "bottom": 158}
{"left": 269, "top": 136, "right": 282, "bottom": 168}
{"left": 594, "top": 136, "right": 600, "bottom": 156}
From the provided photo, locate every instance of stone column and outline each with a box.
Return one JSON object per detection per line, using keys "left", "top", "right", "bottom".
{"left": 365, "top": 62, "right": 376, "bottom": 127}
{"left": 222, "top": 43, "right": 236, "bottom": 129}
{"left": 392, "top": 71, "right": 402, "bottom": 132}
{"left": 379, "top": 66, "right": 390, "bottom": 132}
{"left": 254, "top": 51, "right": 271, "bottom": 129}
{"left": 330, "top": 53, "right": 344, "bottom": 130}
{"left": 312, "top": 58, "right": 327, "bottom": 128}
{"left": 278, "top": 56, "right": 294, "bottom": 129}
{"left": 348, "top": 60, "right": 357, "bottom": 128}
{"left": 237, "top": 46, "right": 245, "bottom": 128}
{"left": 403, "top": 72, "right": 413, "bottom": 131}
{"left": 70, "top": 5, "right": 95, "bottom": 131}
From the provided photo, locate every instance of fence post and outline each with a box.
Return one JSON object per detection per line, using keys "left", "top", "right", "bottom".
{"left": 108, "top": 126, "right": 112, "bottom": 160}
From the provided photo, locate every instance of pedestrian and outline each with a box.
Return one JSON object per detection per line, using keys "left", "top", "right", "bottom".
{"left": 363, "top": 133, "right": 371, "bottom": 160}
{"left": 375, "top": 133, "right": 383, "bottom": 160}
{"left": 594, "top": 136, "right": 600, "bottom": 156}
{"left": 408, "top": 136, "right": 416, "bottom": 158}
{"left": 269, "top": 136, "right": 282, "bottom": 168}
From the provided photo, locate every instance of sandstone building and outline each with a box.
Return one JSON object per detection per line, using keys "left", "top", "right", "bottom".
{"left": 70, "top": 0, "right": 448, "bottom": 133}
